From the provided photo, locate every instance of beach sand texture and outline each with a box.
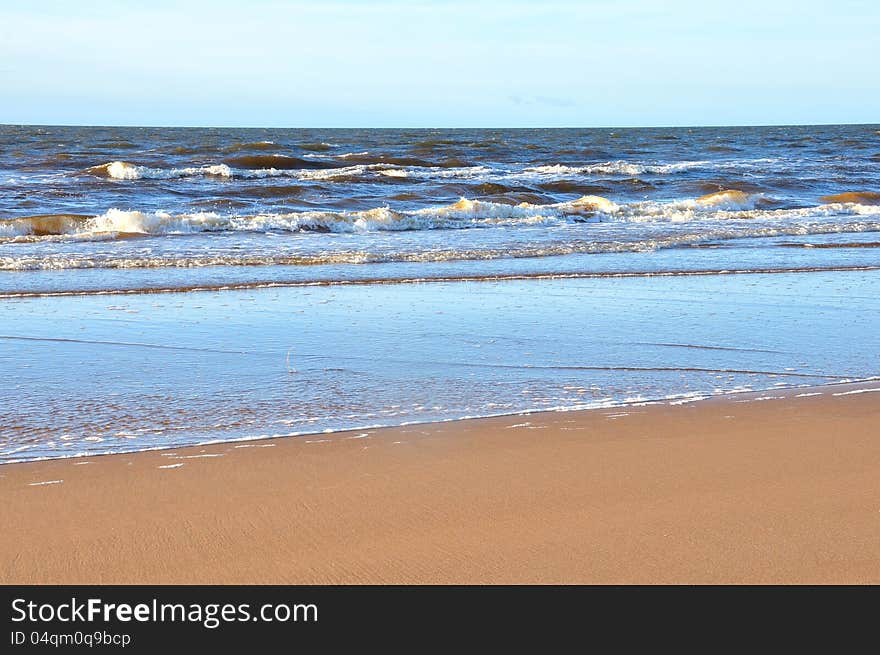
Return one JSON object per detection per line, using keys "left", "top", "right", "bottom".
{"left": 2, "top": 384, "right": 878, "bottom": 584}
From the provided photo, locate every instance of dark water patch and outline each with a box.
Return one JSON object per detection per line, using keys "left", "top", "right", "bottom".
{"left": 40, "top": 189, "right": 86, "bottom": 199}
{"left": 466, "top": 139, "right": 506, "bottom": 149}
{"left": 435, "top": 183, "right": 487, "bottom": 198}
{"left": 170, "top": 145, "right": 214, "bottom": 155}
{"left": 409, "top": 138, "right": 462, "bottom": 153}
{"left": 581, "top": 148, "right": 614, "bottom": 159}
{"left": 223, "top": 155, "right": 336, "bottom": 170}
{"left": 22, "top": 156, "right": 84, "bottom": 171}
{"left": 229, "top": 184, "right": 308, "bottom": 199}
{"left": 20, "top": 152, "right": 119, "bottom": 171}
{"left": 8, "top": 199, "right": 38, "bottom": 209}
{"left": 537, "top": 180, "right": 614, "bottom": 195}
{"left": 308, "top": 173, "right": 370, "bottom": 185}
{"left": 336, "top": 153, "right": 435, "bottom": 167}
{"left": 598, "top": 177, "right": 657, "bottom": 191}
{"left": 297, "top": 142, "right": 333, "bottom": 152}
{"left": 92, "top": 140, "right": 140, "bottom": 150}
{"left": 188, "top": 198, "right": 253, "bottom": 210}
{"left": 318, "top": 195, "right": 396, "bottom": 212}
{"left": 692, "top": 180, "right": 767, "bottom": 195}
{"left": 757, "top": 175, "right": 824, "bottom": 192}
{"left": 437, "top": 157, "right": 475, "bottom": 168}
{"left": 368, "top": 171, "right": 416, "bottom": 185}
{"left": 472, "top": 182, "right": 537, "bottom": 195}
{"left": 478, "top": 192, "right": 553, "bottom": 205}
{"left": 389, "top": 192, "right": 424, "bottom": 201}
{"left": 222, "top": 141, "right": 286, "bottom": 154}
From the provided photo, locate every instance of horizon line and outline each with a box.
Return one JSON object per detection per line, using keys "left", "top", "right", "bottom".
{"left": 2, "top": 121, "right": 879, "bottom": 130}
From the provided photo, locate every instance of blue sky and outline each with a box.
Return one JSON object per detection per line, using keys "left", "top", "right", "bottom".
{"left": 1, "top": 0, "right": 878, "bottom": 127}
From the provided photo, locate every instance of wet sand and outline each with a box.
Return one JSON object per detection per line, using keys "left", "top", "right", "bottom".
{"left": 2, "top": 383, "right": 879, "bottom": 584}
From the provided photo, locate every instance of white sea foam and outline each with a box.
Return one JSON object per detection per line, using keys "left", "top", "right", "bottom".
{"left": 4, "top": 195, "right": 879, "bottom": 241}
{"left": 79, "top": 156, "right": 813, "bottom": 187}
{"left": 95, "top": 161, "right": 234, "bottom": 180}
{"left": 522, "top": 160, "right": 711, "bottom": 177}
{"left": 4, "top": 195, "right": 880, "bottom": 274}
{"left": 91, "top": 160, "right": 416, "bottom": 181}
{"left": 832, "top": 387, "right": 880, "bottom": 396}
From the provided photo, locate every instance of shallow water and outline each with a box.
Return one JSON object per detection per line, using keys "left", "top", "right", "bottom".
{"left": 1, "top": 270, "right": 878, "bottom": 463}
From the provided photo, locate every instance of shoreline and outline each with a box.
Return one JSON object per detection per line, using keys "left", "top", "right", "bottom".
{"left": 3, "top": 381, "right": 879, "bottom": 584}
{"left": 1, "top": 377, "right": 876, "bottom": 467}
{"left": 4, "top": 263, "right": 880, "bottom": 300}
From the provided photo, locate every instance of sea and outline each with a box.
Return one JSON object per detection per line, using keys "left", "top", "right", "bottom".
{"left": 1, "top": 124, "right": 879, "bottom": 462}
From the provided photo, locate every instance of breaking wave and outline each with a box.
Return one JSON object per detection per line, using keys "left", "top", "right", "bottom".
{"left": 88, "top": 161, "right": 234, "bottom": 180}
{"left": 80, "top": 156, "right": 796, "bottom": 184}
{"left": 820, "top": 191, "right": 880, "bottom": 205}
{"left": 523, "top": 161, "right": 710, "bottom": 176}
{"left": 3, "top": 193, "right": 880, "bottom": 246}
{"left": 0, "top": 196, "right": 617, "bottom": 240}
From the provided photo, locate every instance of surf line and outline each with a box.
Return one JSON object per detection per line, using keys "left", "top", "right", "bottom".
{"left": 2, "top": 265, "right": 879, "bottom": 300}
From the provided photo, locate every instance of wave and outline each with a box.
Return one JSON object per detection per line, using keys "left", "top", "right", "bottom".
{"left": 820, "top": 191, "right": 880, "bottom": 205}
{"left": 298, "top": 142, "right": 336, "bottom": 152}
{"left": 523, "top": 160, "right": 711, "bottom": 176}
{"left": 0, "top": 214, "right": 93, "bottom": 237}
{"left": 5, "top": 194, "right": 880, "bottom": 241}
{"left": 338, "top": 153, "right": 436, "bottom": 167}
{"left": 87, "top": 156, "right": 345, "bottom": 179}
{"left": 84, "top": 159, "right": 419, "bottom": 182}
{"left": 78, "top": 155, "right": 797, "bottom": 185}
{"left": 536, "top": 180, "right": 613, "bottom": 194}
{"left": 222, "top": 141, "right": 285, "bottom": 153}
{"left": 88, "top": 161, "right": 234, "bottom": 180}
{"left": 695, "top": 189, "right": 764, "bottom": 208}
{"left": 4, "top": 195, "right": 880, "bottom": 266}
{"left": 6, "top": 228, "right": 880, "bottom": 270}
{"left": 520, "top": 157, "right": 787, "bottom": 178}
{"left": 222, "top": 154, "right": 337, "bottom": 170}
{"left": 0, "top": 197, "right": 615, "bottom": 240}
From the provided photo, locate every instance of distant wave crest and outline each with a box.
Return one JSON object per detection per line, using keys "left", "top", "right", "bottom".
{"left": 81, "top": 156, "right": 794, "bottom": 184}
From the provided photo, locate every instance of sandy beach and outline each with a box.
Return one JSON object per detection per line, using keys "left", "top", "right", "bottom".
{"left": 2, "top": 382, "right": 878, "bottom": 585}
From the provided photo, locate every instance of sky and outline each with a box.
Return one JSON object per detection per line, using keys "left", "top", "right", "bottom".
{"left": 1, "top": 0, "right": 878, "bottom": 127}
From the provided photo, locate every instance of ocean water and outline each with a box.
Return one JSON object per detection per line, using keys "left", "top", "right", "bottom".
{"left": 2, "top": 124, "right": 880, "bottom": 294}
{"left": 1, "top": 125, "right": 879, "bottom": 462}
